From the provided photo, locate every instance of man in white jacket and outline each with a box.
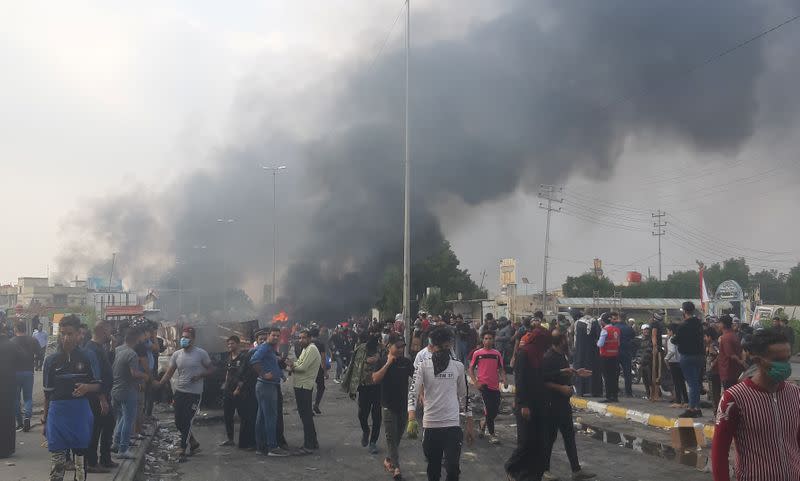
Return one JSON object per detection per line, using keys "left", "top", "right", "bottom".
{"left": 408, "top": 327, "right": 474, "bottom": 481}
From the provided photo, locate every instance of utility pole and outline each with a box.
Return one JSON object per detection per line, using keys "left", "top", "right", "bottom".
{"left": 262, "top": 165, "right": 287, "bottom": 305}
{"left": 402, "top": 0, "right": 412, "bottom": 357}
{"left": 538, "top": 185, "right": 562, "bottom": 314}
{"left": 652, "top": 210, "right": 666, "bottom": 281}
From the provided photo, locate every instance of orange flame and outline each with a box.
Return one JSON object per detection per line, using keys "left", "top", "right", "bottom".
{"left": 272, "top": 310, "right": 289, "bottom": 323}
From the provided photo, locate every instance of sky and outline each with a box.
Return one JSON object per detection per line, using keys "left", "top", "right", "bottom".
{"left": 2, "top": 0, "right": 800, "bottom": 307}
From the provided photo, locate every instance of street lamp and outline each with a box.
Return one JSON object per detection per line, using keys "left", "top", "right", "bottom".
{"left": 262, "top": 165, "right": 287, "bottom": 305}
{"left": 216, "top": 219, "right": 235, "bottom": 314}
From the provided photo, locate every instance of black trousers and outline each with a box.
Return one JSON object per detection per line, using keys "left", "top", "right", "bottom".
{"left": 237, "top": 391, "right": 257, "bottom": 449}
{"left": 223, "top": 392, "right": 252, "bottom": 442}
{"left": 709, "top": 373, "right": 722, "bottom": 414}
{"left": 276, "top": 387, "right": 287, "bottom": 447}
{"left": 641, "top": 363, "right": 653, "bottom": 398}
{"left": 87, "top": 397, "right": 115, "bottom": 466}
{"left": 423, "top": 426, "right": 463, "bottom": 481}
{"left": 668, "top": 363, "right": 688, "bottom": 404}
{"left": 480, "top": 387, "right": 501, "bottom": 435}
{"left": 505, "top": 412, "right": 547, "bottom": 481}
{"left": 358, "top": 384, "right": 382, "bottom": 444}
{"left": 294, "top": 388, "right": 318, "bottom": 449}
{"left": 601, "top": 357, "right": 619, "bottom": 401}
{"left": 173, "top": 391, "right": 200, "bottom": 450}
{"left": 619, "top": 353, "right": 633, "bottom": 396}
{"left": 314, "top": 370, "right": 325, "bottom": 409}
{"left": 544, "top": 407, "right": 580, "bottom": 473}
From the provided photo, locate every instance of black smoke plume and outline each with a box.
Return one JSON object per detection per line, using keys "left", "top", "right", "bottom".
{"left": 58, "top": 0, "right": 800, "bottom": 321}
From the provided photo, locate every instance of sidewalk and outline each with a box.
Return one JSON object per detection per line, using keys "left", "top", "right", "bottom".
{"left": 570, "top": 384, "right": 717, "bottom": 441}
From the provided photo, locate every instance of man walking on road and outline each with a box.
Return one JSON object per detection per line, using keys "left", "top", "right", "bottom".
{"left": 287, "top": 329, "right": 321, "bottom": 454}
{"left": 34, "top": 325, "right": 48, "bottom": 371}
{"left": 468, "top": 331, "right": 506, "bottom": 444}
{"left": 42, "top": 315, "right": 101, "bottom": 481}
{"left": 542, "top": 333, "right": 596, "bottom": 481}
{"left": 712, "top": 328, "right": 800, "bottom": 481}
{"left": 11, "top": 321, "right": 40, "bottom": 432}
{"left": 408, "top": 326, "right": 474, "bottom": 481}
{"left": 596, "top": 313, "right": 621, "bottom": 403}
{"left": 372, "top": 332, "right": 414, "bottom": 480}
{"left": 249, "top": 327, "right": 290, "bottom": 457}
{"left": 84, "top": 321, "right": 117, "bottom": 472}
{"left": 157, "top": 326, "right": 215, "bottom": 461}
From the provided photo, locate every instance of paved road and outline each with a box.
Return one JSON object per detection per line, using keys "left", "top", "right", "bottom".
{"left": 146, "top": 382, "right": 714, "bottom": 481}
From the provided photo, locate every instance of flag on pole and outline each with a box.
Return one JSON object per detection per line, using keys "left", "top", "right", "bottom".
{"left": 700, "top": 266, "right": 711, "bottom": 313}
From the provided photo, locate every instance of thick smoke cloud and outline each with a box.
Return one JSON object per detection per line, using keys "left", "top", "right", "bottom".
{"left": 58, "top": 0, "right": 800, "bottom": 321}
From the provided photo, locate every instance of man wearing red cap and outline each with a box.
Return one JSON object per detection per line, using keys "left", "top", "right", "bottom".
{"left": 158, "top": 327, "right": 214, "bottom": 461}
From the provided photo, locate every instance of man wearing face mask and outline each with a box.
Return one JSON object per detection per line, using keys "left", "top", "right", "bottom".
{"left": 711, "top": 328, "right": 800, "bottom": 481}
{"left": 157, "top": 327, "right": 214, "bottom": 461}
{"left": 408, "top": 326, "right": 474, "bottom": 481}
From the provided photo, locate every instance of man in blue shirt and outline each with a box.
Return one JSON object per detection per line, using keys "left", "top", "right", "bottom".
{"left": 249, "top": 327, "right": 289, "bottom": 457}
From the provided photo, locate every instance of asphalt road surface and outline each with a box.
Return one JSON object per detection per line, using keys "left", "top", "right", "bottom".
{"left": 145, "top": 381, "right": 714, "bottom": 481}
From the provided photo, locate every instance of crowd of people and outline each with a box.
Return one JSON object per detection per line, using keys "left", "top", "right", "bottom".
{"left": 1, "top": 302, "right": 797, "bottom": 481}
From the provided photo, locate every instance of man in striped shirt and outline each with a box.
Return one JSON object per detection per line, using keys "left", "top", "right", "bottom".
{"left": 711, "top": 328, "right": 800, "bottom": 481}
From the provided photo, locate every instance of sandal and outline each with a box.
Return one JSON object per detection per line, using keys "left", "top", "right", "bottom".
{"left": 393, "top": 467, "right": 402, "bottom": 481}
{"left": 383, "top": 458, "right": 394, "bottom": 473}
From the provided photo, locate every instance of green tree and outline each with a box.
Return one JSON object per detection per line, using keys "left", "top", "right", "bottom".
{"left": 785, "top": 264, "right": 800, "bottom": 305}
{"left": 375, "top": 240, "right": 486, "bottom": 319}
{"left": 705, "top": 258, "right": 750, "bottom": 293}
{"left": 562, "top": 273, "right": 615, "bottom": 297}
{"left": 749, "top": 269, "right": 786, "bottom": 304}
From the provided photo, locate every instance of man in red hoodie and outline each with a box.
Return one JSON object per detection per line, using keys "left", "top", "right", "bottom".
{"left": 712, "top": 328, "right": 800, "bottom": 481}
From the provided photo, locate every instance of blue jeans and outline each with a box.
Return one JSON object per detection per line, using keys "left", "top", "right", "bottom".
{"left": 679, "top": 354, "right": 704, "bottom": 410}
{"left": 255, "top": 381, "right": 278, "bottom": 452}
{"left": 456, "top": 339, "right": 470, "bottom": 367}
{"left": 112, "top": 390, "right": 138, "bottom": 453}
{"left": 15, "top": 371, "right": 34, "bottom": 423}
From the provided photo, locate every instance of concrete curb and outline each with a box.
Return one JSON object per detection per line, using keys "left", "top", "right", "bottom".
{"left": 111, "top": 420, "right": 158, "bottom": 481}
{"left": 570, "top": 396, "right": 716, "bottom": 441}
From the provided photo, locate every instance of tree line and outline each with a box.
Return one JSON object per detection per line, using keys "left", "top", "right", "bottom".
{"left": 562, "top": 257, "right": 800, "bottom": 305}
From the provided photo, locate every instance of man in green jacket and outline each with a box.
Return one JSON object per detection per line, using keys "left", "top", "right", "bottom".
{"left": 287, "top": 330, "right": 321, "bottom": 454}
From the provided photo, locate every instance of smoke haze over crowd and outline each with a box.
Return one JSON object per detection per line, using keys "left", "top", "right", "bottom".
{"left": 52, "top": 0, "right": 800, "bottom": 320}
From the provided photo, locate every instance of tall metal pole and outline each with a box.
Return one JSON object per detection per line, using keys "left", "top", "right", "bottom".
{"left": 538, "top": 186, "right": 562, "bottom": 314}
{"left": 543, "top": 204, "right": 551, "bottom": 310}
{"left": 273, "top": 170, "right": 277, "bottom": 304}
{"left": 261, "top": 165, "right": 286, "bottom": 304}
{"left": 652, "top": 210, "right": 666, "bottom": 281}
{"left": 402, "top": 0, "right": 412, "bottom": 357}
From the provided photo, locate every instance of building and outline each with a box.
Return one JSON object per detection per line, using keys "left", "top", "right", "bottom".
{"left": 1, "top": 277, "right": 89, "bottom": 309}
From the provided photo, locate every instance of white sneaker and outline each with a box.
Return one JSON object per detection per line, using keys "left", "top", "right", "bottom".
{"left": 115, "top": 450, "right": 136, "bottom": 460}
{"left": 488, "top": 434, "right": 500, "bottom": 445}
{"left": 543, "top": 471, "right": 560, "bottom": 481}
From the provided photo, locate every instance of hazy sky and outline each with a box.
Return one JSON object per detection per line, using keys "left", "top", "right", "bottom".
{"left": 2, "top": 1, "right": 799, "bottom": 300}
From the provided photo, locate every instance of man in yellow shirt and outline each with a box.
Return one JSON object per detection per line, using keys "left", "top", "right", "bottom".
{"left": 287, "top": 330, "right": 321, "bottom": 454}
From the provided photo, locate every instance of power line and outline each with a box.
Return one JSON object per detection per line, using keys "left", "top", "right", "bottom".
{"left": 597, "top": 12, "right": 800, "bottom": 113}
{"left": 365, "top": 0, "right": 408, "bottom": 74}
